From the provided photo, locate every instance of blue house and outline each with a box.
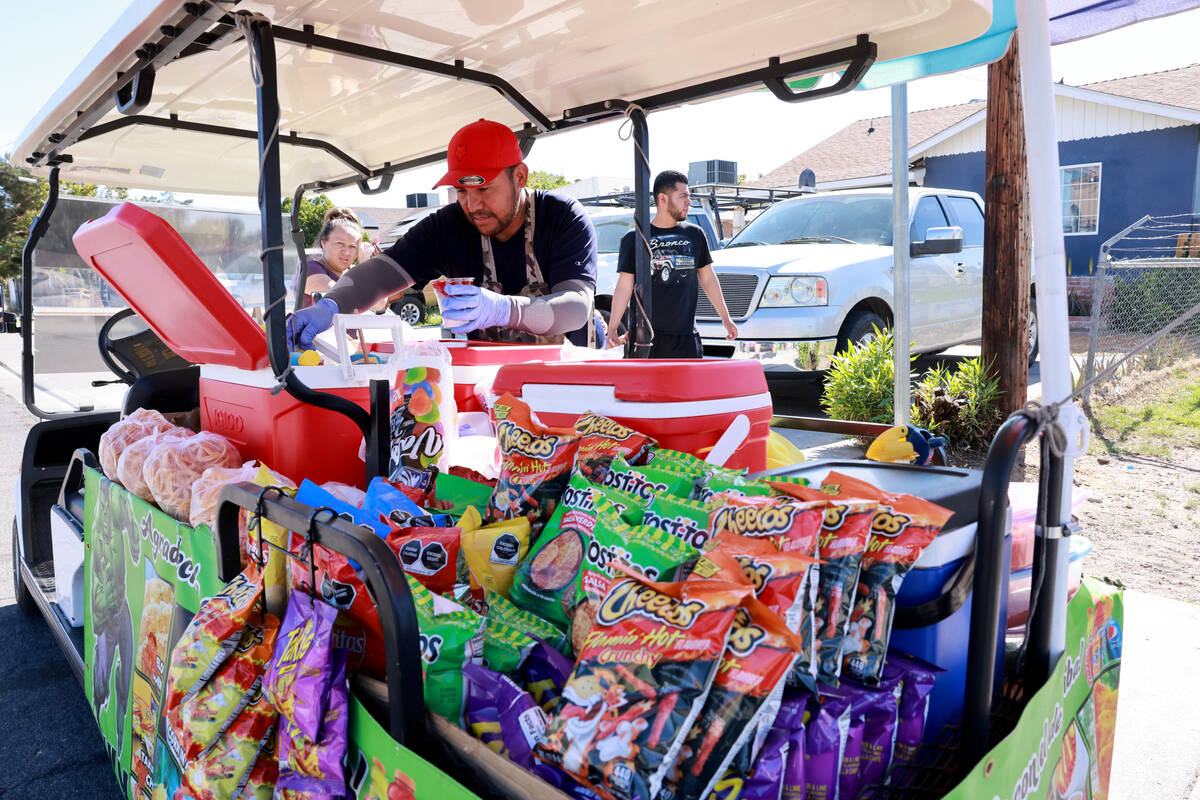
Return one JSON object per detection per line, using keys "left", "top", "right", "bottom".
{"left": 759, "top": 64, "right": 1200, "bottom": 303}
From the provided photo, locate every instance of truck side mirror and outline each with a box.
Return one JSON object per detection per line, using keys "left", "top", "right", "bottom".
{"left": 911, "top": 226, "right": 964, "bottom": 256}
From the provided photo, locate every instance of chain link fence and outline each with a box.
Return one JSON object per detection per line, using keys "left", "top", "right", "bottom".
{"left": 1083, "top": 213, "right": 1200, "bottom": 404}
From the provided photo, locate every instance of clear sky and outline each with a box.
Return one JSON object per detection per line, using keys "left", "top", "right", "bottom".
{"left": 4, "top": 2, "right": 1200, "bottom": 210}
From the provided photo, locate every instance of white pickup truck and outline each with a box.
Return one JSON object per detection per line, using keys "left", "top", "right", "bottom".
{"left": 695, "top": 186, "right": 1037, "bottom": 370}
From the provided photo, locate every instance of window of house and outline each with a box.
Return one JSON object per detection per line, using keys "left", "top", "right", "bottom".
{"left": 1061, "top": 163, "right": 1101, "bottom": 235}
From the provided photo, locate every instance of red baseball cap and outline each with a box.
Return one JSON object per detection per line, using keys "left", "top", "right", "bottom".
{"left": 433, "top": 119, "right": 524, "bottom": 189}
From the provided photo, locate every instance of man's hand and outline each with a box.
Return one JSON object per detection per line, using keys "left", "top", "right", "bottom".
{"left": 606, "top": 327, "right": 627, "bottom": 349}
{"left": 722, "top": 318, "right": 738, "bottom": 340}
{"left": 440, "top": 282, "right": 512, "bottom": 334}
{"left": 286, "top": 297, "right": 337, "bottom": 350}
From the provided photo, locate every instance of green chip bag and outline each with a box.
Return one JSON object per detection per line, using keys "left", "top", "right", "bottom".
{"left": 483, "top": 615, "right": 536, "bottom": 674}
{"left": 508, "top": 473, "right": 646, "bottom": 629}
{"left": 433, "top": 472, "right": 494, "bottom": 518}
{"left": 571, "top": 494, "right": 698, "bottom": 651}
{"left": 408, "top": 576, "right": 485, "bottom": 722}
{"left": 694, "top": 474, "right": 774, "bottom": 504}
{"left": 588, "top": 453, "right": 696, "bottom": 501}
{"left": 641, "top": 491, "right": 718, "bottom": 551}
{"left": 487, "top": 591, "right": 571, "bottom": 654}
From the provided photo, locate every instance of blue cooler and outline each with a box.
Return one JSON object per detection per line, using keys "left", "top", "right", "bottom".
{"left": 756, "top": 460, "right": 1008, "bottom": 742}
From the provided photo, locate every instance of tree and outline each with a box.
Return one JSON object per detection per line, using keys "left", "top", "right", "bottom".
{"left": 0, "top": 158, "right": 49, "bottom": 280}
{"left": 282, "top": 193, "right": 333, "bottom": 247}
{"left": 527, "top": 170, "right": 570, "bottom": 190}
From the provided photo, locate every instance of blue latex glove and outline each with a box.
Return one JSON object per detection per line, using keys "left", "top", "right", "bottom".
{"left": 286, "top": 297, "right": 337, "bottom": 351}
{"left": 440, "top": 281, "right": 513, "bottom": 334}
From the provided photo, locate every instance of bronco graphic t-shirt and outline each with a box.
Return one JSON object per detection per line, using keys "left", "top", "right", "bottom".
{"left": 617, "top": 221, "right": 712, "bottom": 335}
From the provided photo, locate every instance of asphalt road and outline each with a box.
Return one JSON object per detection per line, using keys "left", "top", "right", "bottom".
{"left": 0, "top": 395, "right": 124, "bottom": 799}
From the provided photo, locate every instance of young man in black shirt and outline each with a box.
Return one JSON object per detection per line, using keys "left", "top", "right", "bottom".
{"left": 607, "top": 170, "right": 737, "bottom": 358}
{"left": 288, "top": 118, "right": 598, "bottom": 348}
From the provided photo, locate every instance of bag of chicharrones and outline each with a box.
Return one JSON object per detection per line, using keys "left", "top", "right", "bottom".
{"left": 98, "top": 407, "right": 174, "bottom": 482}
{"left": 387, "top": 340, "right": 457, "bottom": 477}
{"left": 117, "top": 426, "right": 195, "bottom": 503}
{"left": 143, "top": 432, "right": 241, "bottom": 521}
{"left": 188, "top": 461, "right": 296, "bottom": 532}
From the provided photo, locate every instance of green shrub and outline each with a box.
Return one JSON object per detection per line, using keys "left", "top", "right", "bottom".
{"left": 821, "top": 326, "right": 904, "bottom": 424}
{"left": 911, "top": 357, "right": 1005, "bottom": 451}
{"left": 1109, "top": 268, "right": 1200, "bottom": 335}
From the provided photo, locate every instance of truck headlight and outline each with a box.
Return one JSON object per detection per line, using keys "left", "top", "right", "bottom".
{"left": 760, "top": 276, "right": 828, "bottom": 307}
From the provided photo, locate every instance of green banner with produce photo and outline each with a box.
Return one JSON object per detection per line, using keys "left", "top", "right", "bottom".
{"left": 83, "top": 467, "right": 227, "bottom": 798}
{"left": 83, "top": 467, "right": 475, "bottom": 800}
{"left": 943, "top": 577, "right": 1124, "bottom": 800}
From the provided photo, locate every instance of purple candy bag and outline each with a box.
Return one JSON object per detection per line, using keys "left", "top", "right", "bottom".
{"left": 803, "top": 695, "right": 850, "bottom": 800}
{"left": 857, "top": 678, "right": 901, "bottom": 791}
{"left": 777, "top": 696, "right": 808, "bottom": 800}
{"left": 266, "top": 592, "right": 339, "bottom": 741}
{"left": 881, "top": 653, "right": 940, "bottom": 785}
{"left": 463, "top": 663, "right": 548, "bottom": 769}
{"left": 532, "top": 762, "right": 606, "bottom": 800}
{"left": 518, "top": 638, "right": 573, "bottom": 716}
{"left": 277, "top": 648, "right": 350, "bottom": 796}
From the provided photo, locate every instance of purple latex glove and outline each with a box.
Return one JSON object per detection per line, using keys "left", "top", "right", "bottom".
{"left": 287, "top": 297, "right": 337, "bottom": 350}
{"left": 440, "top": 282, "right": 512, "bottom": 334}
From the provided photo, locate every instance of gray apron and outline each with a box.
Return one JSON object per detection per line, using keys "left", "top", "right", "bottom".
{"left": 477, "top": 189, "right": 597, "bottom": 346}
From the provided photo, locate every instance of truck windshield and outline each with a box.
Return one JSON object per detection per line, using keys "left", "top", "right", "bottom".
{"left": 727, "top": 195, "right": 893, "bottom": 247}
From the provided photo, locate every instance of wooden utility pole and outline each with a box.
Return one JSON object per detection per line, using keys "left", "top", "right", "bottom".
{"left": 983, "top": 37, "right": 1032, "bottom": 415}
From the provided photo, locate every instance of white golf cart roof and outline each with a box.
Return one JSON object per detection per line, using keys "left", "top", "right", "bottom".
{"left": 14, "top": 0, "right": 993, "bottom": 196}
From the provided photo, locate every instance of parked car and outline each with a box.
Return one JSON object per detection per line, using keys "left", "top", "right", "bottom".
{"left": 585, "top": 205, "right": 722, "bottom": 319}
{"left": 694, "top": 187, "right": 1038, "bottom": 370}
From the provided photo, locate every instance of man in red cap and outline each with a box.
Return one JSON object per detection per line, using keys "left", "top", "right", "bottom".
{"left": 289, "top": 118, "right": 599, "bottom": 347}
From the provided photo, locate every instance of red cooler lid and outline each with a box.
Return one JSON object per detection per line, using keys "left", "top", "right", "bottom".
{"left": 72, "top": 202, "right": 269, "bottom": 370}
{"left": 492, "top": 359, "right": 768, "bottom": 403}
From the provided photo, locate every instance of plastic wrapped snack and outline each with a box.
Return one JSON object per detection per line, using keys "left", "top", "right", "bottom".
{"left": 98, "top": 407, "right": 173, "bottom": 482}
{"left": 117, "top": 426, "right": 195, "bottom": 502}
{"left": 659, "top": 594, "right": 805, "bottom": 800}
{"left": 144, "top": 432, "right": 241, "bottom": 520}
{"left": 822, "top": 472, "right": 952, "bottom": 685}
{"left": 188, "top": 461, "right": 260, "bottom": 530}
{"left": 264, "top": 592, "right": 339, "bottom": 741}
{"left": 573, "top": 412, "right": 656, "bottom": 480}
{"left": 386, "top": 524, "right": 465, "bottom": 596}
{"left": 536, "top": 566, "right": 751, "bottom": 800}
{"left": 459, "top": 507, "right": 532, "bottom": 599}
{"left": 464, "top": 664, "right": 549, "bottom": 769}
{"left": 408, "top": 576, "right": 486, "bottom": 722}
{"left": 489, "top": 392, "right": 581, "bottom": 526}
{"left": 277, "top": 649, "right": 350, "bottom": 795}
{"left": 389, "top": 341, "right": 457, "bottom": 475}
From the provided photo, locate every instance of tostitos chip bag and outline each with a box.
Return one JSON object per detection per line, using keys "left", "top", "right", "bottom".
{"left": 821, "top": 472, "right": 952, "bottom": 685}
{"left": 771, "top": 482, "right": 877, "bottom": 686}
{"left": 589, "top": 454, "right": 696, "bottom": 504}
{"left": 509, "top": 474, "right": 646, "bottom": 630}
{"left": 459, "top": 506, "right": 532, "bottom": 598}
{"left": 573, "top": 412, "right": 657, "bottom": 479}
{"left": 641, "top": 492, "right": 715, "bottom": 552}
{"left": 536, "top": 564, "right": 752, "bottom": 800}
{"left": 487, "top": 591, "right": 571, "bottom": 655}
{"left": 658, "top": 589, "right": 805, "bottom": 800}
{"left": 489, "top": 393, "right": 581, "bottom": 526}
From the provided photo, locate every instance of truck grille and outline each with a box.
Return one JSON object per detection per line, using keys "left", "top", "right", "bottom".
{"left": 697, "top": 273, "right": 759, "bottom": 319}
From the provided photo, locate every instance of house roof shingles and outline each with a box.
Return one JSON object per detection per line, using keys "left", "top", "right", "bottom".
{"left": 757, "top": 62, "right": 1200, "bottom": 189}
{"left": 756, "top": 101, "right": 982, "bottom": 188}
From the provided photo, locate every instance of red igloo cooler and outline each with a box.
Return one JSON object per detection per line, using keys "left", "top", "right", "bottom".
{"left": 491, "top": 359, "right": 773, "bottom": 471}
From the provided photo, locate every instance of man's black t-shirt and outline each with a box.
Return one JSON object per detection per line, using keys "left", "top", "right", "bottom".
{"left": 383, "top": 190, "right": 597, "bottom": 294}
{"left": 617, "top": 221, "right": 712, "bottom": 335}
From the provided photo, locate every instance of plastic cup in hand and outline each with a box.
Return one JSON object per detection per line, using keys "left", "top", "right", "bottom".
{"left": 431, "top": 277, "right": 475, "bottom": 329}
